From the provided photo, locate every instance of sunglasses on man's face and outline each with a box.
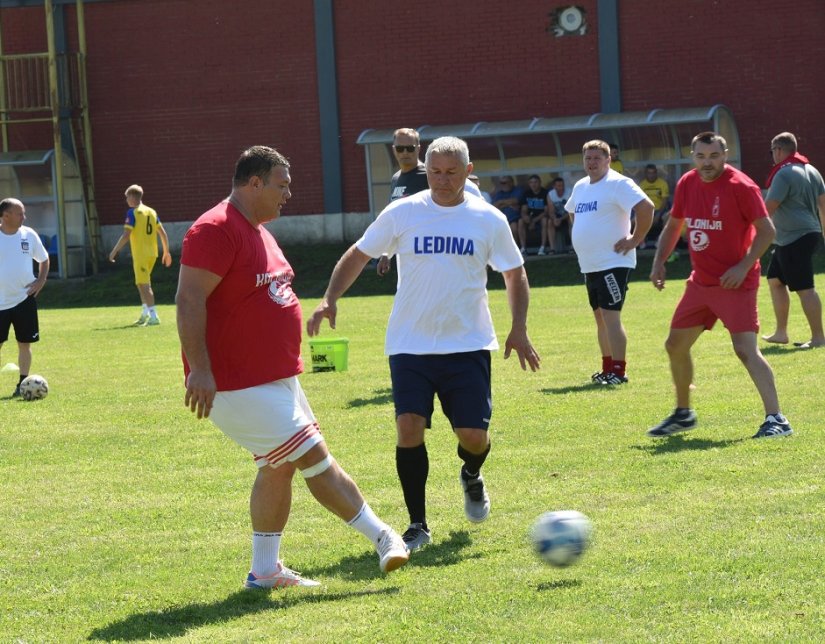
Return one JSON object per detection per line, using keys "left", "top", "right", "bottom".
{"left": 394, "top": 145, "right": 417, "bottom": 153}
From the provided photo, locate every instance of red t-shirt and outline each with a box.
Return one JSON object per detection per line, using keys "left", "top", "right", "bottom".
{"left": 670, "top": 166, "right": 768, "bottom": 289}
{"left": 180, "top": 201, "right": 303, "bottom": 391}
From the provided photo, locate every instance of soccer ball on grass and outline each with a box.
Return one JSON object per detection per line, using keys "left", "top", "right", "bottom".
{"left": 531, "top": 510, "right": 592, "bottom": 567}
{"left": 19, "top": 374, "right": 49, "bottom": 401}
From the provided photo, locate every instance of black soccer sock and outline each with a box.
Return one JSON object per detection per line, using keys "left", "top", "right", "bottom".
{"left": 458, "top": 442, "right": 491, "bottom": 479}
{"left": 18, "top": 374, "right": 27, "bottom": 384}
{"left": 396, "top": 444, "right": 429, "bottom": 526}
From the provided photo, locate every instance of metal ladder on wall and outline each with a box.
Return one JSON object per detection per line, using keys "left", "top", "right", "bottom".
{"left": 0, "top": 0, "right": 101, "bottom": 274}
{"left": 68, "top": 85, "right": 103, "bottom": 273}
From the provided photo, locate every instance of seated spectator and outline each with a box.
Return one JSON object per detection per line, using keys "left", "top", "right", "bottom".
{"left": 491, "top": 176, "right": 523, "bottom": 242}
{"left": 546, "top": 176, "right": 572, "bottom": 253}
{"left": 638, "top": 164, "right": 671, "bottom": 246}
{"left": 517, "top": 174, "right": 549, "bottom": 255}
{"left": 609, "top": 143, "right": 625, "bottom": 175}
{"left": 469, "top": 174, "right": 492, "bottom": 203}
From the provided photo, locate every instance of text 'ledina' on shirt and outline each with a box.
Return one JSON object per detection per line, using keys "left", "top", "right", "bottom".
{"left": 413, "top": 235, "right": 475, "bottom": 255}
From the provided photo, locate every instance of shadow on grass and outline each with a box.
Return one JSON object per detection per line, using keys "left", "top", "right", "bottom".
{"left": 346, "top": 387, "right": 394, "bottom": 408}
{"left": 302, "top": 530, "right": 475, "bottom": 581}
{"left": 631, "top": 434, "right": 744, "bottom": 454}
{"left": 87, "top": 587, "right": 399, "bottom": 641}
{"left": 92, "top": 323, "right": 153, "bottom": 331}
{"left": 536, "top": 578, "right": 583, "bottom": 591}
{"left": 408, "top": 530, "right": 478, "bottom": 568}
{"left": 759, "top": 343, "right": 817, "bottom": 357}
{"left": 0, "top": 391, "right": 46, "bottom": 402}
{"left": 540, "top": 382, "right": 611, "bottom": 395}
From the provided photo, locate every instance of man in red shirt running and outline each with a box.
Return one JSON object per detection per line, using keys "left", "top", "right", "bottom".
{"left": 647, "top": 132, "right": 793, "bottom": 440}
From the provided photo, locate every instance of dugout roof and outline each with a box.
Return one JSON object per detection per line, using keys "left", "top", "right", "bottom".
{"left": 357, "top": 105, "right": 739, "bottom": 217}
{"left": 0, "top": 149, "right": 88, "bottom": 277}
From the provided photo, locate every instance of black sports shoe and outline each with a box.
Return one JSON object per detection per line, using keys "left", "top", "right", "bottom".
{"left": 647, "top": 409, "right": 698, "bottom": 437}
{"left": 600, "top": 372, "right": 628, "bottom": 385}
{"left": 591, "top": 371, "right": 606, "bottom": 384}
{"left": 11, "top": 384, "right": 21, "bottom": 398}
{"left": 752, "top": 414, "right": 793, "bottom": 439}
{"left": 401, "top": 523, "right": 431, "bottom": 551}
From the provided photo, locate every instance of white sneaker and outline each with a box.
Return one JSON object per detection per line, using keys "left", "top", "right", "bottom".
{"left": 244, "top": 561, "right": 320, "bottom": 589}
{"left": 537, "top": 246, "right": 546, "bottom": 256}
{"left": 376, "top": 528, "right": 409, "bottom": 572}
{"left": 460, "top": 471, "right": 490, "bottom": 523}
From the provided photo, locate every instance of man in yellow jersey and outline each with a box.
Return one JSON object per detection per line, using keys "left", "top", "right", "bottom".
{"left": 609, "top": 143, "right": 625, "bottom": 175}
{"left": 109, "top": 185, "right": 172, "bottom": 325}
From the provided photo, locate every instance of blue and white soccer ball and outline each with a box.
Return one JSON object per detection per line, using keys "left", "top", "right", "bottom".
{"left": 19, "top": 374, "right": 49, "bottom": 401}
{"left": 531, "top": 510, "right": 592, "bottom": 567}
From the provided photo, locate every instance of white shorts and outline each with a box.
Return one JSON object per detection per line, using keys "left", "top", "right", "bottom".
{"left": 210, "top": 377, "right": 325, "bottom": 469}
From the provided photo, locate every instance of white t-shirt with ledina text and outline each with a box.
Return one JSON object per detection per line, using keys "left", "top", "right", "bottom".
{"left": 357, "top": 191, "right": 523, "bottom": 355}
{"left": 566, "top": 169, "right": 648, "bottom": 273}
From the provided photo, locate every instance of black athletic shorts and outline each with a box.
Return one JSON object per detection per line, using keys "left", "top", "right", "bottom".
{"left": 0, "top": 296, "right": 40, "bottom": 344}
{"left": 585, "top": 267, "right": 632, "bottom": 311}
{"left": 389, "top": 350, "right": 492, "bottom": 430}
{"left": 766, "top": 232, "right": 821, "bottom": 292}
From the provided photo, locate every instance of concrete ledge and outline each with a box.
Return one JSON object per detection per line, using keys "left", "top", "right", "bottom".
{"left": 101, "top": 212, "right": 373, "bottom": 255}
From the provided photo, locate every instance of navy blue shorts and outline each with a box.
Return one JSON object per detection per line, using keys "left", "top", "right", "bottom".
{"left": 0, "top": 296, "right": 40, "bottom": 344}
{"left": 389, "top": 350, "right": 492, "bottom": 430}
{"left": 585, "top": 267, "right": 632, "bottom": 311}
{"left": 766, "top": 232, "right": 821, "bottom": 292}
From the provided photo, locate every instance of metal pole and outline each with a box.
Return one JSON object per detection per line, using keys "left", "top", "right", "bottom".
{"left": 78, "top": 0, "right": 98, "bottom": 272}
{"left": 45, "top": 0, "right": 67, "bottom": 278}
{"left": 75, "top": 0, "right": 98, "bottom": 272}
{"left": 0, "top": 12, "right": 8, "bottom": 153}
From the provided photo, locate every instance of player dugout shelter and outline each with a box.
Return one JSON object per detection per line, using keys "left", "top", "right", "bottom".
{"left": 0, "top": 149, "right": 88, "bottom": 278}
{"left": 357, "top": 105, "right": 739, "bottom": 218}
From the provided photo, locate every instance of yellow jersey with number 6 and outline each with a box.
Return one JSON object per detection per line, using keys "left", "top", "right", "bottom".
{"left": 125, "top": 204, "right": 162, "bottom": 258}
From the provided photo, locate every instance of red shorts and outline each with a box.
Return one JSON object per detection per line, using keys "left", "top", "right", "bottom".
{"left": 671, "top": 279, "right": 759, "bottom": 334}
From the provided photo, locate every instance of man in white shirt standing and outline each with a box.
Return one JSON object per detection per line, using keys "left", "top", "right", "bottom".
{"left": 0, "top": 198, "right": 49, "bottom": 397}
{"left": 566, "top": 140, "right": 654, "bottom": 385}
{"left": 307, "top": 136, "right": 541, "bottom": 553}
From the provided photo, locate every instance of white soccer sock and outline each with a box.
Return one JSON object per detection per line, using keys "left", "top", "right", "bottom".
{"left": 347, "top": 502, "right": 388, "bottom": 546}
{"left": 251, "top": 532, "right": 281, "bottom": 577}
{"left": 148, "top": 306, "right": 158, "bottom": 318}
{"left": 141, "top": 304, "right": 149, "bottom": 315}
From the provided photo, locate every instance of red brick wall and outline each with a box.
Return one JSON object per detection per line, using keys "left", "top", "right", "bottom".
{"left": 81, "top": 0, "right": 321, "bottom": 223}
{"left": 1, "top": 0, "right": 822, "bottom": 224}
{"left": 334, "top": 0, "right": 603, "bottom": 212}
{"left": 618, "top": 0, "right": 825, "bottom": 185}
{"left": 2, "top": 1, "right": 322, "bottom": 224}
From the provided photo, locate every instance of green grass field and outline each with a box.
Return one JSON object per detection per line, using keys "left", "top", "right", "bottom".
{"left": 2, "top": 248, "right": 824, "bottom": 642}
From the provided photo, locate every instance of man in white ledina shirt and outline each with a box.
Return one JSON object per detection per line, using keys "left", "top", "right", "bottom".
{"left": 566, "top": 139, "right": 654, "bottom": 386}
{"left": 308, "top": 136, "right": 541, "bottom": 553}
